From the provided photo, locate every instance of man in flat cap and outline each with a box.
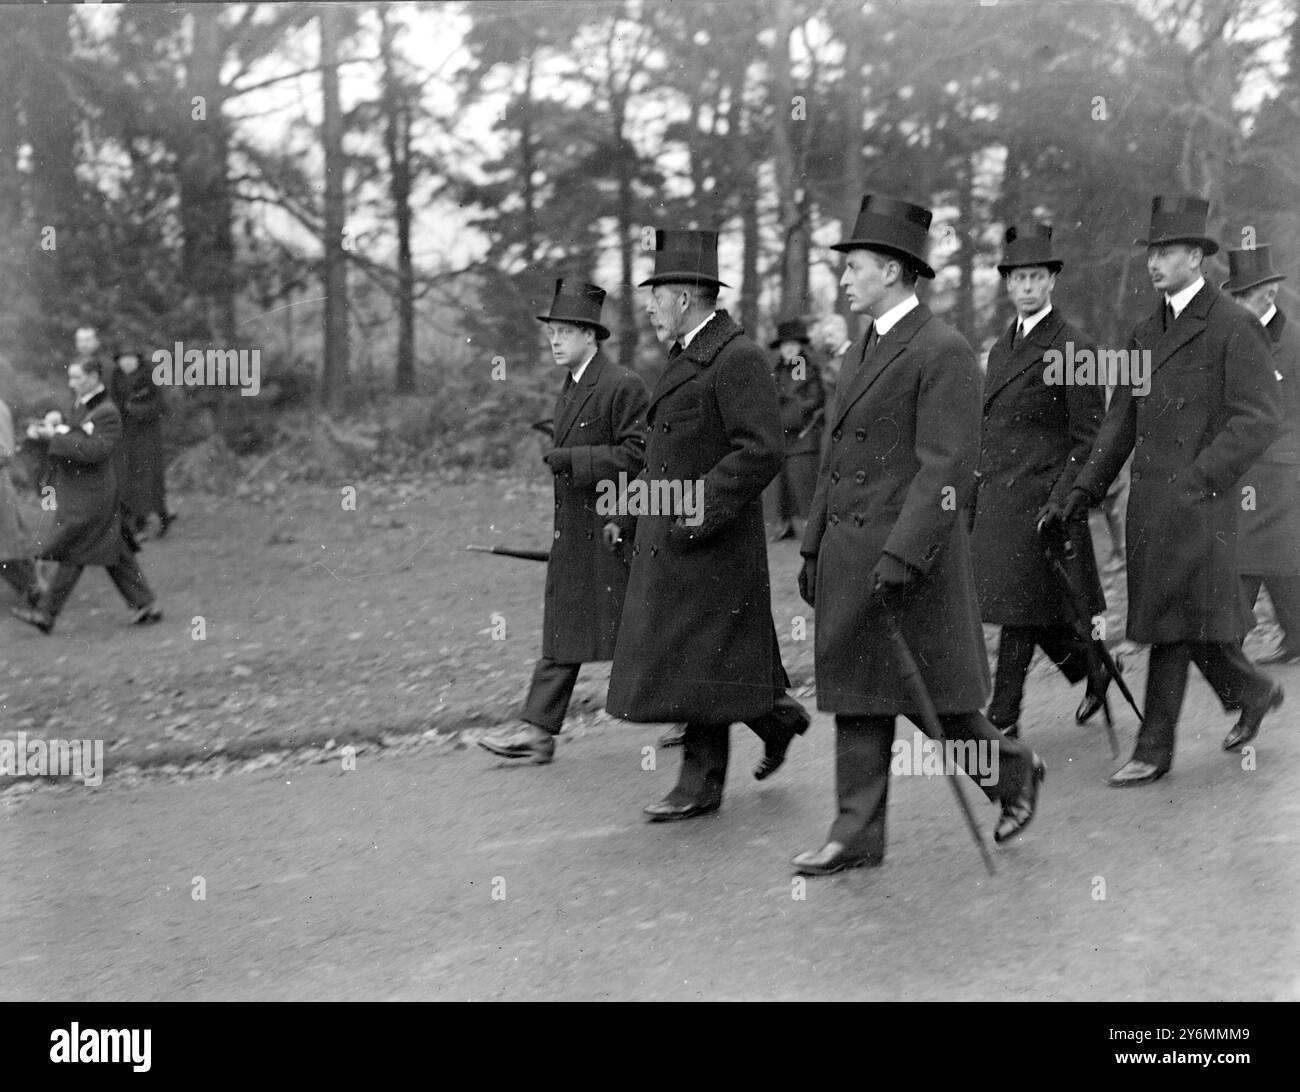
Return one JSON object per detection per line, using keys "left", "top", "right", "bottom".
{"left": 971, "top": 223, "right": 1109, "bottom": 740}
{"left": 478, "top": 279, "right": 649, "bottom": 764}
{"left": 605, "top": 229, "right": 809, "bottom": 820}
{"left": 765, "top": 317, "right": 826, "bottom": 541}
{"left": 792, "top": 194, "right": 1043, "bottom": 875}
{"left": 1221, "top": 243, "right": 1300, "bottom": 665}
{"left": 1064, "top": 197, "right": 1283, "bottom": 783}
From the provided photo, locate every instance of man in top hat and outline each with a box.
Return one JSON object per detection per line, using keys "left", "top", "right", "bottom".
{"left": 1063, "top": 197, "right": 1284, "bottom": 783}
{"left": 792, "top": 195, "right": 1043, "bottom": 875}
{"left": 764, "top": 317, "right": 826, "bottom": 541}
{"left": 477, "top": 280, "right": 649, "bottom": 764}
{"left": 1221, "top": 243, "right": 1300, "bottom": 663}
{"left": 604, "top": 229, "right": 809, "bottom": 820}
{"left": 12, "top": 356, "right": 162, "bottom": 634}
{"left": 970, "top": 223, "right": 1109, "bottom": 739}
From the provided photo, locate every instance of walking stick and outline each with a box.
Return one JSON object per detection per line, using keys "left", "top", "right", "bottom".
{"left": 1038, "top": 519, "right": 1142, "bottom": 757}
{"left": 466, "top": 544, "right": 550, "bottom": 562}
{"left": 881, "top": 611, "right": 997, "bottom": 877}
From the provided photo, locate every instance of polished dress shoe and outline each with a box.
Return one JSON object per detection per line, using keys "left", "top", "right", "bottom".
{"left": 753, "top": 706, "right": 811, "bottom": 781}
{"left": 657, "top": 723, "right": 687, "bottom": 748}
{"left": 993, "top": 755, "right": 1045, "bottom": 844}
{"left": 12, "top": 604, "right": 54, "bottom": 634}
{"left": 1106, "top": 758, "right": 1167, "bottom": 787}
{"left": 1257, "top": 645, "right": 1300, "bottom": 666}
{"left": 643, "top": 796, "right": 720, "bottom": 822}
{"left": 130, "top": 604, "right": 163, "bottom": 626}
{"left": 477, "top": 722, "right": 556, "bottom": 764}
{"left": 996, "top": 722, "right": 1020, "bottom": 740}
{"left": 1075, "top": 667, "right": 1114, "bottom": 724}
{"left": 1222, "top": 683, "right": 1284, "bottom": 751}
{"left": 790, "top": 841, "right": 882, "bottom": 876}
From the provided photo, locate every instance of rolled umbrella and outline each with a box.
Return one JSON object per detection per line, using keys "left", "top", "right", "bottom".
{"left": 881, "top": 610, "right": 997, "bottom": 877}
{"left": 466, "top": 544, "right": 549, "bottom": 562}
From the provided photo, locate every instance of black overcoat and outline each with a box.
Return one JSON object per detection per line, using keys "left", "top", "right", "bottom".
{"left": 970, "top": 310, "right": 1105, "bottom": 625}
{"left": 109, "top": 367, "right": 168, "bottom": 521}
{"left": 1075, "top": 284, "right": 1280, "bottom": 643}
{"left": 542, "top": 351, "right": 649, "bottom": 662}
{"left": 606, "top": 311, "right": 788, "bottom": 723}
{"left": 801, "top": 303, "right": 990, "bottom": 715}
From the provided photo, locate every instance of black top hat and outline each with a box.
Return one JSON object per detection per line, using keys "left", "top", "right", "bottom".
{"left": 769, "top": 318, "right": 811, "bottom": 348}
{"left": 638, "top": 229, "right": 730, "bottom": 289}
{"left": 536, "top": 278, "right": 611, "bottom": 340}
{"left": 1221, "top": 244, "right": 1286, "bottom": 295}
{"left": 1134, "top": 196, "right": 1219, "bottom": 256}
{"left": 831, "top": 194, "right": 935, "bottom": 279}
{"left": 997, "top": 223, "right": 1063, "bottom": 275}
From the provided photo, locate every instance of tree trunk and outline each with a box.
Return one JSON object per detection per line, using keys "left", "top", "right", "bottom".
{"left": 380, "top": 7, "right": 416, "bottom": 393}
{"left": 955, "top": 153, "right": 976, "bottom": 346}
{"left": 320, "top": 6, "right": 349, "bottom": 409}
{"left": 769, "top": 0, "right": 809, "bottom": 317}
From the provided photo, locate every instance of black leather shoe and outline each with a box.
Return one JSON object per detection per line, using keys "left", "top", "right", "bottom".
{"left": 791, "top": 841, "right": 882, "bottom": 876}
{"left": 1256, "top": 646, "right": 1300, "bottom": 666}
{"left": 1076, "top": 668, "right": 1114, "bottom": 724}
{"left": 993, "top": 755, "right": 1045, "bottom": 844}
{"left": 130, "top": 604, "right": 163, "bottom": 626}
{"left": 1106, "top": 758, "right": 1168, "bottom": 786}
{"left": 477, "top": 723, "right": 556, "bottom": 764}
{"left": 12, "top": 605, "right": 54, "bottom": 634}
{"left": 996, "top": 722, "right": 1020, "bottom": 740}
{"left": 1222, "top": 683, "right": 1284, "bottom": 751}
{"left": 657, "top": 723, "right": 686, "bottom": 748}
{"left": 643, "top": 797, "right": 721, "bottom": 822}
{"left": 753, "top": 705, "right": 811, "bottom": 781}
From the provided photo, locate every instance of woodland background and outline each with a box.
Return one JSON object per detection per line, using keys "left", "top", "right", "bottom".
{"left": 0, "top": 0, "right": 1297, "bottom": 481}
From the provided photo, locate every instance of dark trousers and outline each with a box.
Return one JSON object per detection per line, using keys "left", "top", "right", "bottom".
{"left": 668, "top": 691, "right": 809, "bottom": 805}
{"left": 828, "top": 712, "right": 1031, "bottom": 861}
{"left": 519, "top": 657, "right": 582, "bottom": 735}
{"left": 41, "top": 552, "right": 154, "bottom": 620}
{"left": 1134, "top": 642, "right": 1274, "bottom": 769}
{"left": 1242, "top": 573, "right": 1300, "bottom": 653}
{"left": 987, "top": 624, "right": 1093, "bottom": 728}
{"left": 0, "top": 558, "right": 36, "bottom": 598}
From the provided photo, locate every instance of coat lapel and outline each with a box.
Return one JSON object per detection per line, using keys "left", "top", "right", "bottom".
{"left": 830, "top": 304, "right": 930, "bottom": 431}
{"left": 646, "top": 311, "right": 742, "bottom": 416}
{"left": 553, "top": 352, "right": 605, "bottom": 445}
{"left": 983, "top": 310, "right": 1062, "bottom": 409}
{"left": 1146, "top": 283, "right": 1213, "bottom": 375}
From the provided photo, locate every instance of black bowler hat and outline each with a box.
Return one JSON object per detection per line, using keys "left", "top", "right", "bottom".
{"left": 831, "top": 194, "right": 935, "bottom": 279}
{"left": 638, "top": 229, "right": 730, "bottom": 289}
{"left": 1221, "top": 244, "right": 1287, "bottom": 295}
{"left": 1134, "top": 196, "right": 1219, "bottom": 256}
{"left": 997, "top": 223, "right": 1063, "bottom": 275}
{"left": 535, "top": 278, "right": 610, "bottom": 340}
{"left": 769, "top": 317, "right": 811, "bottom": 349}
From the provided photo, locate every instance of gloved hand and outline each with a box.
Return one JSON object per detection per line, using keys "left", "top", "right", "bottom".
{"left": 1059, "top": 486, "right": 1094, "bottom": 523}
{"left": 1034, "top": 500, "right": 1065, "bottom": 532}
{"left": 869, "top": 553, "right": 918, "bottom": 611}
{"left": 666, "top": 517, "right": 703, "bottom": 551}
{"left": 798, "top": 556, "right": 817, "bottom": 607}
{"left": 543, "top": 448, "right": 573, "bottom": 474}
{"left": 602, "top": 521, "right": 625, "bottom": 554}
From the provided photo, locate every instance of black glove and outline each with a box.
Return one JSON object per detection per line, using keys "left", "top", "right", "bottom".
{"left": 869, "top": 553, "right": 918, "bottom": 611}
{"left": 798, "top": 556, "right": 817, "bottom": 607}
{"left": 543, "top": 448, "right": 572, "bottom": 474}
{"left": 1034, "top": 499, "right": 1065, "bottom": 532}
{"left": 665, "top": 518, "right": 704, "bottom": 551}
{"left": 1059, "top": 487, "right": 1093, "bottom": 523}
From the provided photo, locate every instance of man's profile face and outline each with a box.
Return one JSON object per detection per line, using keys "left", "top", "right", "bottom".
{"left": 546, "top": 322, "right": 593, "bottom": 368}
{"left": 67, "top": 363, "right": 94, "bottom": 397}
{"left": 1233, "top": 283, "right": 1277, "bottom": 320}
{"left": 1147, "top": 244, "right": 1202, "bottom": 295}
{"left": 645, "top": 285, "right": 689, "bottom": 344}
{"left": 1005, "top": 266, "right": 1055, "bottom": 318}
{"left": 839, "top": 250, "right": 891, "bottom": 315}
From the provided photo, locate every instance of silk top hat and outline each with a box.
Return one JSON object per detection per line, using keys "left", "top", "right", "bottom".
{"left": 638, "top": 229, "right": 730, "bottom": 289}
{"left": 1134, "top": 196, "right": 1219, "bottom": 256}
{"left": 536, "top": 278, "right": 611, "bottom": 340}
{"left": 1221, "top": 244, "right": 1286, "bottom": 294}
{"left": 831, "top": 194, "right": 935, "bottom": 279}
{"left": 997, "top": 223, "right": 1063, "bottom": 275}
{"left": 769, "top": 317, "right": 812, "bottom": 349}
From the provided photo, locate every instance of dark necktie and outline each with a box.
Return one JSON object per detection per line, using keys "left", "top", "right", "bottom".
{"left": 1012, "top": 321, "right": 1024, "bottom": 349}
{"left": 1164, "top": 301, "right": 1175, "bottom": 331}
{"left": 668, "top": 340, "right": 683, "bottom": 360}
{"left": 561, "top": 373, "right": 575, "bottom": 398}
{"left": 863, "top": 324, "right": 879, "bottom": 357}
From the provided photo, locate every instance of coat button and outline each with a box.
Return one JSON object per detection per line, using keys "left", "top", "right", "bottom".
{"left": 1176, "top": 397, "right": 1186, "bottom": 409}
{"left": 855, "top": 428, "right": 866, "bottom": 441}
{"left": 650, "top": 546, "right": 658, "bottom": 557}
{"left": 1132, "top": 471, "right": 1142, "bottom": 483}
{"left": 1136, "top": 435, "right": 1145, "bottom": 445}
{"left": 829, "top": 512, "right": 840, "bottom": 525}
{"left": 554, "top": 530, "right": 561, "bottom": 539}
{"left": 1173, "top": 437, "right": 1183, "bottom": 447}
{"left": 852, "top": 513, "right": 865, "bottom": 527}
{"left": 663, "top": 423, "right": 671, "bottom": 433}
{"left": 632, "top": 545, "right": 639, "bottom": 557}
{"left": 855, "top": 470, "right": 866, "bottom": 484}
{"left": 830, "top": 470, "right": 840, "bottom": 484}
{"left": 660, "top": 463, "right": 668, "bottom": 472}
{"left": 832, "top": 429, "right": 842, "bottom": 442}
{"left": 585, "top": 530, "right": 593, "bottom": 539}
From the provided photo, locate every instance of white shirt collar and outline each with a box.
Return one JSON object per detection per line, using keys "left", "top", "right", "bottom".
{"left": 873, "top": 294, "right": 920, "bottom": 337}
{"left": 77, "top": 384, "right": 105, "bottom": 407}
{"left": 1017, "top": 303, "right": 1052, "bottom": 336}
{"left": 1260, "top": 303, "right": 1278, "bottom": 329}
{"left": 1166, "top": 276, "right": 1205, "bottom": 319}
{"left": 680, "top": 311, "right": 717, "bottom": 350}
{"left": 570, "top": 350, "right": 597, "bottom": 385}
{"left": 834, "top": 339, "right": 853, "bottom": 357}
